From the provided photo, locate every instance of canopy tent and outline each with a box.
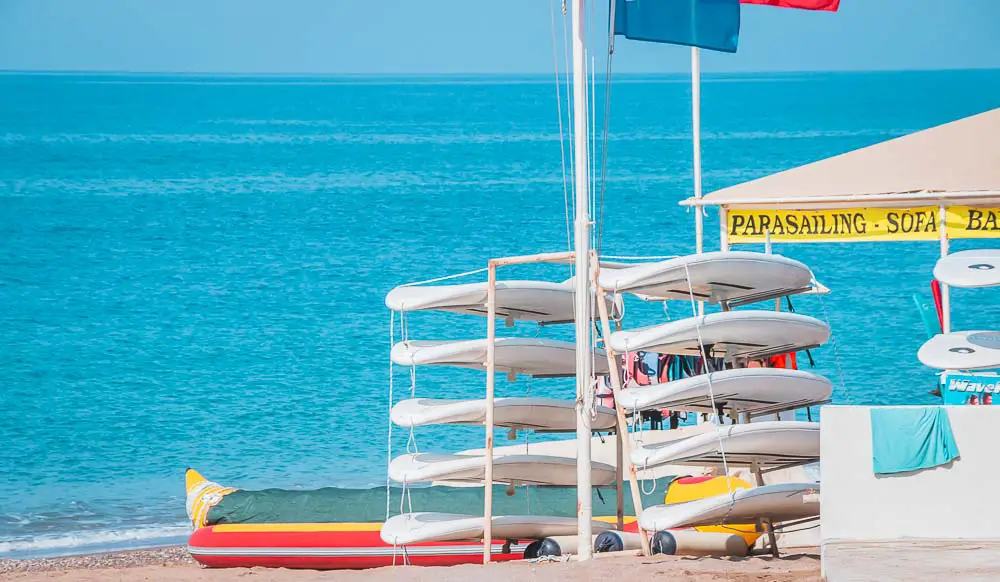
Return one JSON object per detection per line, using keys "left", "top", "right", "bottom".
{"left": 676, "top": 107, "right": 1000, "bottom": 334}
{"left": 683, "top": 107, "right": 1000, "bottom": 210}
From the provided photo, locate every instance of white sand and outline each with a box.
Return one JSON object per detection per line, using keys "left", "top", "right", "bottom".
{"left": 0, "top": 546, "right": 821, "bottom": 582}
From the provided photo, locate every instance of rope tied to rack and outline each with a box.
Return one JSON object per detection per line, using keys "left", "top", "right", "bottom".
{"left": 680, "top": 261, "right": 736, "bottom": 520}
{"left": 398, "top": 266, "right": 490, "bottom": 288}
{"left": 385, "top": 310, "right": 395, "bottom": 522}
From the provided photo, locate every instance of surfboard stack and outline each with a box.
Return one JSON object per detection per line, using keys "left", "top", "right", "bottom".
{"left": 918, "top": 249, "right": 1000, "bottom": 387}
{"left": 597, "top": 251, "right": 832, "bottom": 556}
{"left": 382, "top": 278, "right": 620, "bottom": 556}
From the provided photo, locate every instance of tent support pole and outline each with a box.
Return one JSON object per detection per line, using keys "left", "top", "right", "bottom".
{"left": 939, "top": 204, "right": 951, "bottom": 333}
{"left": 482, "top": 260, "right": 497, "bottom": 564}
{"left": 595, "top": 279, "right": 651, "bottom": 556}
{"left": 719, "top": 206, "right": 730, "bottom": 251}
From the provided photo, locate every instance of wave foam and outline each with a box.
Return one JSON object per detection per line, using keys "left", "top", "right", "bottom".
{"left": 0, "top": 524, "right": 190, "bottom": 557}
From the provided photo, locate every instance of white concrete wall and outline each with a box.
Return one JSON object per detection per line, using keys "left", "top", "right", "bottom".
{"left": 821, "top": 405, "right": 1000, "bottom": 542}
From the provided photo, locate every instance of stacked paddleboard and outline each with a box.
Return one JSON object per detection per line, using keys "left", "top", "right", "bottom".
{"left": 918, "top": 249, "right": 1000, "bottom": 401}
{"left": 598, "top": 251, "right": 830, "bottom": 550}
{"left": 384, "top": 275, "right": 620, "bottom": 551}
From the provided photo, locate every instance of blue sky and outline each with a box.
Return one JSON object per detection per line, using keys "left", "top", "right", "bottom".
{"left": 1, "top": 0, "right": 999, "bottom": 74}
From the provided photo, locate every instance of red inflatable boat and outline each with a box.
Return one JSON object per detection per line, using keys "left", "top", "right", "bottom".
{"left": 187, "top": 522, "right": 531, "bottom": 569}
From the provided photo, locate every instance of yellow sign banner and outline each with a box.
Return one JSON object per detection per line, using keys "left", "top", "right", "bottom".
{"left": 954, "top": 207, "right": 1000, "bottom": 239}
{"left": 727, "top": 206, "right": 1000, "bottom": 243}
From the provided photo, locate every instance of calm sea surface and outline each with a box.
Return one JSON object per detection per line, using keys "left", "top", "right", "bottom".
{"left": 2, "top": 70, "right": 999, "bottom": 557}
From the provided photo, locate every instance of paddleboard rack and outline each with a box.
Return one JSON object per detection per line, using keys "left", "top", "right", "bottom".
{"left": 386, "top": 250, "right": 652, "bottom": 561}
{"left": 384, "top": 249, "right": 831, "bottom": 561}
{"left": 920, "top": 249, "right": 1000, "bottom": 404}
{"left": 595, "top": 251, "right": 831, "bottom": 558}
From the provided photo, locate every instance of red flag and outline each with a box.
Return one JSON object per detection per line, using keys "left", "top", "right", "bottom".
{"left": 740, "top": 0, "right": 840, "bottom": 10}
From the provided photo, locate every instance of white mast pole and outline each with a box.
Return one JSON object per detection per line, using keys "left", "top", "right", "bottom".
{"left": 692, "top": 47, "right": 703, "bottom": 256}
{"left": 571, "top": 0, "right": 594, "bottom": 561}
{"left": 482, "top": 261, "right": 497, "bottom": 564}
{"left": 692, "top": 48, "right": 704, "bottom": 317}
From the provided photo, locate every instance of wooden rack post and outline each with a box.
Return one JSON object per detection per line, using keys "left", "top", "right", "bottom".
{"left": 594, "top": 268, "right": 651, "bottom": 556}
{"left": 751, "top": 458, "right": 780, "bottom": 558}
{"left": 614, "top": 356, "right": 625, "bottom": 532}
{"left": 480, "top": 250, "right": 613, "bottom": 561}
{"left": 482, "top": 251, "right": 574, "bottom": 564}
{"left": 483, "top": 260, "right": 497, "bottom": 564}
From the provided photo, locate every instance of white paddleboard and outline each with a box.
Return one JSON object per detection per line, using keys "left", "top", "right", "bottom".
{"left": 388, "top": 452, "right": 617, "bottom": 486}
{"left": 390, "top": 338, "right": 611, "bottom": 377}
{"left": 616, "top": 368, "right": 832, "bottom": 415}
{"left": 638, "top": 483, "right": 820, "bottom": 531}
{"left": 918, "top": 331, "right": 1000, "bottom": 370}
{"left": 385, "top": 280, "right": 621, "bottom": 323}
{"left": 380, "top": 512, "right": 614, "bottom": 545}
{"left": 609, "top": 311, "right": 830, "bottom": 361}
{"left": 631, "top": 421, "right": 819, "bottom": 470}
{"left": 391, "top": 397, "right": 617, "bottom": 432}
{"left": 598, "top": 251, "right": 814, "bottom": 305}
{"left": 933, "top": 249, "right": 1000, "bottom": 288}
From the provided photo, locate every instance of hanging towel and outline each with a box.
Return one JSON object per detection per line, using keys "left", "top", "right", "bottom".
{"left": 870, "top": 407, "right": 959, "bottom": 475}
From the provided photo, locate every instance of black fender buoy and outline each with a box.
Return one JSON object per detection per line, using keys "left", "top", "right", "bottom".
{"left": 523, "top": 539, "right": 542, "bottom": 559}
{"left": 524, "top": 537, "right": 562, "bottom": 558}
{"left": 651, "top": 530, "right": 678, "bottom": 555}
{"left": 594, "top": 531, "right": 625, "bottom": 553}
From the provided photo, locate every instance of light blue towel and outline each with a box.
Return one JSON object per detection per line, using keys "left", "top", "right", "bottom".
{"left": 871, "top": 407, "right": 959, "bottom": 475}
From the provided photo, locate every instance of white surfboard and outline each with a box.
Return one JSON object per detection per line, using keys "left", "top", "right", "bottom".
{"left": 391, "top": 397, "right": 618, "bottom": 432}
{"left": 638, "top": 483, "right": 820, "bottom": 531}
{"left": 630, "top": 421, "right": 819, "bottom": 470}
{"left": 608, "top": 311, "right": 830, "bottom": 362}
{"left": 598, "top": 251, "right": 814, "bottom": 306}
{"left": 616, "top": 368, "right": 832, "bottom": 416}
{"left": 918, "top": 331, "right": 1000, "bottom": 371}
{"left": 380, "top": 512, "right": 615, "bottom": 545}
{"left": 388, "top": 452, "right": 617, "bottom": 486}
{"left": 390, "top": 338, "right": 611, "bottom": 377}
{"left": 933, "top": 249, "right": 1000, "bottom": 289}
{"left": 385, "top": 280, "right": 621, "bottom": 324}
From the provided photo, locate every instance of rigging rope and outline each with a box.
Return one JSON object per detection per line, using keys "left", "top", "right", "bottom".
{"left": 587, "top": 52, "right": 597, "bottom": 249}
{"left": 561, "top": 0, "right": 576, "bottom": 241}
{"left": 406, "top": 351, "right": 419, "bottom": 454}
{"left": 597, "top": 0, "right": 618, "bottom": 254}
{"left": 549, "top": 0, "right": 573, "bottom": 254}
{"left": 817, "top": 291, "right": 849, "bottom": 402}
{"left": 385, "top": 310, "right": 395, "bottom": 521}
{"left": 681, "top": 262, "right": 736, "bottom": 521}
{"left": 397, "top": 266, "right": 489, "bottom": 288}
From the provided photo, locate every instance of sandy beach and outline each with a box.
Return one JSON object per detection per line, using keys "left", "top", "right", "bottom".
{"left": 0, "top": 546, "right": 821, "bottom": 582}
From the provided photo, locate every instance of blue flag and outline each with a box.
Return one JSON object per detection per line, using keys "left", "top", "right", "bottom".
{"left": 614, "top": 0, "right": 741, "bottom": 53}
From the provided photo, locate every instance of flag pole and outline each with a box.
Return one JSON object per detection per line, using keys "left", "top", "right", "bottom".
{"left": 692, "top": 46, "right": 703, "bottom": 258}
{"left": 691, "top": 47, "right": 705, "bottom": 318}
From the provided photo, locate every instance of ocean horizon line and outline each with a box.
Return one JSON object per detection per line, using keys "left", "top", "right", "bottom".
{"left": 2, "top": 66, "right": 999, "bottom": 79}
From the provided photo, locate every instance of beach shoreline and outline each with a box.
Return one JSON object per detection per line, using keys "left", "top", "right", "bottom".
{"left": 0, "top": 545, "right": 821, "bottom": 581}
{"left": 0, "top": 545, "right": 194, "bottom": 576}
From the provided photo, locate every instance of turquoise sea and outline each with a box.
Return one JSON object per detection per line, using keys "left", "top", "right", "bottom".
{"left": 2, "top": 70, "right": 1000, "bottom": 558}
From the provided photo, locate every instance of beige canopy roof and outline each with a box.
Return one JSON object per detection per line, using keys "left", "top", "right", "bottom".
{"left": 684, "top": 108, "right": 1000, "bottom": 209}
